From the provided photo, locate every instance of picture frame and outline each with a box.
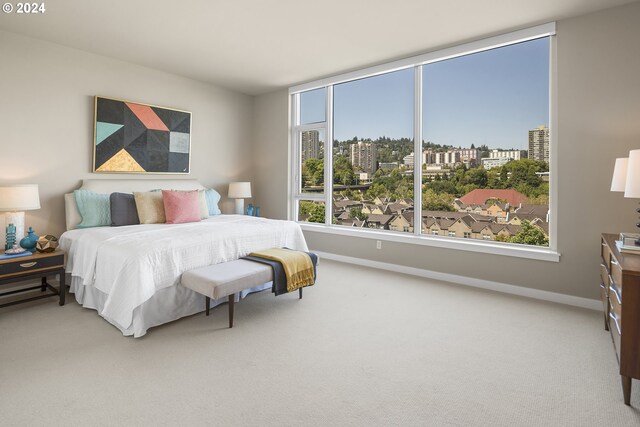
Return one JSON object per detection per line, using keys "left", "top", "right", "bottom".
{"left": 93, "top": 96, "right": 192, "bottom": 174}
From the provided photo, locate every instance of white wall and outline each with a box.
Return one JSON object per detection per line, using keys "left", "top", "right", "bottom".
{"left": 0, "top": 30, "right": 254, "bottom": 243}
{"left": 251, "top": 2, "right": 640, "bottom": 300}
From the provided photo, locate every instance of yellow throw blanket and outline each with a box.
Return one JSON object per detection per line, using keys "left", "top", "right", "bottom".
{"left": 248, "top": 248, "right": 314, "bottom": 292}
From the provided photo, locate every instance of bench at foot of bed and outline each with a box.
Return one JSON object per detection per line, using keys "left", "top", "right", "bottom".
{"left": 180, "top": 259, "right": 303, "bottom": 328}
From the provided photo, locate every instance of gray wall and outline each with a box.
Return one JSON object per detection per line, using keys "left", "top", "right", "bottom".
{"left": 0, "top": 30, "right": 254, "bottom": 242}
{"left": 251, "top": 2, "right": 640, "bottom": 300}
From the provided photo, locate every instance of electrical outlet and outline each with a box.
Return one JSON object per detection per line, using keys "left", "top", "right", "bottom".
{"left": 376, "top": 240, "right": 382, "bottom": 250}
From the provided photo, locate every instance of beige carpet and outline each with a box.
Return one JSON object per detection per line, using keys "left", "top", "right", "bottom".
{"left": 1, "top": 259, "right": 639, "bottom": 426}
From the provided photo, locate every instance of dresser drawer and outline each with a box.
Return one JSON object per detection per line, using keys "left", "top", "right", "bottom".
{"left": 600, "top": 263, "right": 610, "bottom": 293}
{"left": 609, "top": 283, "right": 622, "bottom": 324}
{"left": 609, "top": 303, "right": 622, "bottom": 358}
{"left": 600, "top": 283, "right": 609, "bottom": 314}
{"left": 0, "top": 253, "right": 64, "bottom": 278}
{"left": 610, "top": 258, "right": 623, "bottom": 291}
{"left": 602, "top": 239, "right": 612, "bottom": 268}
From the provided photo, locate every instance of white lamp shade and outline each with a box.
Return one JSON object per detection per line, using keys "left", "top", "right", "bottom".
{"left": 228, "top": 182, "right": 252, "bottom": 199}
{"left": 611, "top": 158, "right": 628, "bottom": 192}
{"left": 0, "top": 184, "right": 41, "bottom": 211}
{"left": 625, "top": 150, "right": 640, "bottom": 198}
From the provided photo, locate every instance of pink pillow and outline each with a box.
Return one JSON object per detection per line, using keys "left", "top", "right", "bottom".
{"left": 162, "top": 190, "right": 202, "bottom": 224}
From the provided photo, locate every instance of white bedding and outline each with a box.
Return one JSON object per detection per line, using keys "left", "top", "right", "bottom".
{"left": 60, "top": 215, "right": 309, "bottom": 336}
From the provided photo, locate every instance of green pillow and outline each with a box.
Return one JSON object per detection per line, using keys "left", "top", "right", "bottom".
{"left": 74, "top": 190, "right": 111, "bottom": 228}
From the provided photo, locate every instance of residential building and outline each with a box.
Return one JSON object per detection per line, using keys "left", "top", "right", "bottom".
{"left": 350, "top": 141, "right": 378, "bottom": 173}
{"left": 403, "top": 152, "right": 414, "bottom": 167}
{"left": 301, "top": 130, "right": 321, "bottom": 162}
{"left": 528, "top": 125, "right": 550, "bottom": 163}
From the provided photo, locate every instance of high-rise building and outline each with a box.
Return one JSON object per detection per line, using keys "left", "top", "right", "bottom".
{"left": 528, "top": 125, "right": 549, "bottom": 163}
{"left": 350, "top": 141, "right": 378, "bottom": 173}
{"left": 301, "top": 130, "right": 321, "bottom": 162}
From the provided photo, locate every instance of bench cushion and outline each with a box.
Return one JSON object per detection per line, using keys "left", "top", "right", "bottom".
{"left": 181, "top": 259, "right": 273, "bottom": 299}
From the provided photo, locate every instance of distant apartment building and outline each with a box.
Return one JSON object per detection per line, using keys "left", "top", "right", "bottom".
{"left": 489, "top": 149, "right": 524, "bottom": 161}
{"left": 379, "top": 162, "right": 399, "bottom": 171}
{"left": 459, "top": 148, "right": 480, "bottom": 167}
{"left": 482, "top": 149, "right": 524, "bottom": 170}
{"left": 301, "top": 130, "right": 321, "bottom": 162}
{"left": 423, "top": 150, "right": 436, "bottom": 165}
{"left": 403, "top": 152, "right": 415, "bottom": 168}
{"left": 528, "top": 125, "right": 550, "bottom": 163}
{"left": 350, "top": 141, "right": 378, "bottom": 174}
{"left": 482, "top": 157, "right": 512, "bottom": 170}
{"left": 435, "top": 151, "right": 461, "bottom": 166}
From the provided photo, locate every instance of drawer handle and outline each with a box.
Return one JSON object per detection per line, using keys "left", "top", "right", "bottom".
{"left": 611, "top": 260, "right": 619, "bottom": 266}
{"left": 609, "top": 284, "right": 622, "bottom": 305}
{"left": 600, "top": 263, "right": 606, "bottom": 268}
{"left": 609, "top": 312, "right": 622, "bottom": 335}
{"left": 602, "top": 242, "right": 607, "bottom": 246}
{"left": 19, "top": 262, "right": 37, "bottom": 268}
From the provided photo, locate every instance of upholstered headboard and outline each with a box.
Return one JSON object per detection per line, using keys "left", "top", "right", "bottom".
{"left": 64, "top": 179, "right": 207, "bottom": 230}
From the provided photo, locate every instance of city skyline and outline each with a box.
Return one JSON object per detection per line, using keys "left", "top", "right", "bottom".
{"left": 300, "top": 37, "right": 550, "bottom": 150}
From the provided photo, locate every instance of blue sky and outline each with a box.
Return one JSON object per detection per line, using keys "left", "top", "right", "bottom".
{"left": 301, "top": 37, "right": 549, "bottom": 150}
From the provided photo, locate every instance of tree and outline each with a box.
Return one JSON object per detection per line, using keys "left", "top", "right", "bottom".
{"left": 509, "top": 220, "right": 548, "bottom": 246}
{"left": 307, "top": 203, "right": 325, "bottom": 223}
{"left": 349, "top": 207, "right": 368, "bottom": 221}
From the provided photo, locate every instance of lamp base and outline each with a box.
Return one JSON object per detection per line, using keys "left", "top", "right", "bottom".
{"left": 234, "top": 199, "right": 245, "bottom": 215}
{"left": 5, "top": 211, "right": 25, "bottom": 242}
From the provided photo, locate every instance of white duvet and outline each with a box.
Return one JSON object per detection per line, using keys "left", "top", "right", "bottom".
{"left": 60, "top": 215, "right": 308, "bottom": 331}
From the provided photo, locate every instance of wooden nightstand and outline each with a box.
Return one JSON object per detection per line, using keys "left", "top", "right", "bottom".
{"left": 0, "top": 250, "right": 66, "bottom": 308}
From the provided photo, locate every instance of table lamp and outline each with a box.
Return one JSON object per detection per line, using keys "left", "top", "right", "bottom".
{"left": 624, "top": 150, "right": 640, "bottom": 234}
{"left": 228, "top": 182, "right": 251, "bottom": 215}
{"left": 0, "top": 184, "right": 41, "bottom": 245}
{"left": 611, "top": 157, "right": 628, "bottom": 192}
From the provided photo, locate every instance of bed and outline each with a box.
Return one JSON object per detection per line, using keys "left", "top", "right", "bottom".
{"left": 59, "top": 179, "right": 309, "bottom": 337}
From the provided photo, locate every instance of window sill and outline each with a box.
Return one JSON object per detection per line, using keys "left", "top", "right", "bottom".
{"left": 299, "top": 223, "right": 560, "bottom": 262}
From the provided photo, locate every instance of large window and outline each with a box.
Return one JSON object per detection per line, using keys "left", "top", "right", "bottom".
{"left": 290, "top": 24, "right": 556, "bottom": 256}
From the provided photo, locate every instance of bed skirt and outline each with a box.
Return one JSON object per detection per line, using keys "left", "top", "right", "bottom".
{"left": 69, "top": 274, "right": 271, "bottom": 337}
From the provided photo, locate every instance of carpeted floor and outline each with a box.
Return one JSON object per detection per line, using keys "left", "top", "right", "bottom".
{"left": 1, "top": 259, "right": 639, "bottom": 426}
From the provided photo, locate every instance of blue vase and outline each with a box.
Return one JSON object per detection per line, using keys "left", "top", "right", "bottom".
{"left": 20, "top": 227, "right": 39, "bottom": 252}
{"left": 246, "top": 204, "right": 254, "bottom": 216}
{"left": 254, "top": 207, "right": 260, "bottom": 217}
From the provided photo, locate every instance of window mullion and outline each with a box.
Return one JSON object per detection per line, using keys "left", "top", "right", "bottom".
{"left": 414, "top": 66, "right": 423, "bottom": 237}
{"left": 325, "top": 86, "right": 334, "bottom": 226}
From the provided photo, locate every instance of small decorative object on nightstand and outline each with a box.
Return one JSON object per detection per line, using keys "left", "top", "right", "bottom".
{"left": 5, "top": 223, "right": 16, "bottom": 250}
{"left": 36, "top": 235, "right": 59, "bottom": 253}
{"left": 19, "top": 227, "right": 39, "bottom": 252}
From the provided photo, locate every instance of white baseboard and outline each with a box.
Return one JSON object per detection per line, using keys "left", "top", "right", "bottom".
{"left": 313, "top": 251, "right": 601, "bottom": 311}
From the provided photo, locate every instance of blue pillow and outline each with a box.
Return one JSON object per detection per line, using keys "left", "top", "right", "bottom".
{"left": 74, "top": 190, "right": 111, "bottom": 228}
{"left": 204, "top": 188, "right": 221, "bottom": 215}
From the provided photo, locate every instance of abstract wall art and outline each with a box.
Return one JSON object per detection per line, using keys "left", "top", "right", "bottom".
{"left": 93, "top": 96, "right": 191, "bottom": 173}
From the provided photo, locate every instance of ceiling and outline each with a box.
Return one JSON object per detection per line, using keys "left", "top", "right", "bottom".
{"left": 0, "top": 0, "right": 636, "bottom": 95}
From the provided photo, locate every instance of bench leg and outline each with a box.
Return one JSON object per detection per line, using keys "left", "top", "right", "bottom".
{"left": 228, "top": 294, "right": 235, "bottom": 328}
{"left": 205, "top": 296, "right": 210, "bottom": 316}
{"left": 299, "top": 287, "right": 303, "bottom": 299}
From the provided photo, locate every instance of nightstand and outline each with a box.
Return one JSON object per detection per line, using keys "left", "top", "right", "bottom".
{"left": 0, "top": 250, "right": 66, "bottom": 308}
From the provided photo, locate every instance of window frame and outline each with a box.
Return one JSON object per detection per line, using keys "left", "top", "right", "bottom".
{"left": 289, "top": 23, "right": 559, "bottom": 262}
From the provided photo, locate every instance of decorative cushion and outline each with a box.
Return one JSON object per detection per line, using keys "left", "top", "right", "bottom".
{"left": 204, "top": 188, "right": 221, "bottom": 216}
{"left": 74, "top": 190, "right": 111, "bottom": 228}
{"left": 198, "top": 190, "right": 209, "bottom": 219}
{"left": 134, "top": 191, "right": 166, "bottom": 224}
{"left": 162, "top": 190, "right": 201, "bottom": 224}
{"left": 110, "top": 193, "right": 140, "bottom": 227}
